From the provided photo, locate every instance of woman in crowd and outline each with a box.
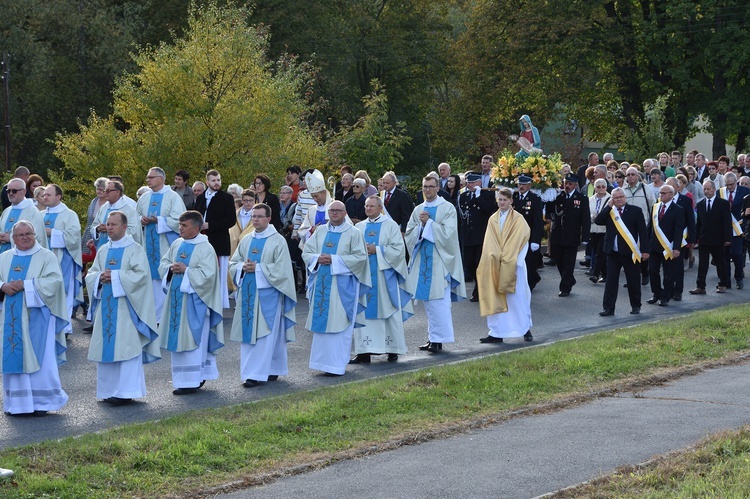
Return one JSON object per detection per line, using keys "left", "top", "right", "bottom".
{"left": 335, "top": 173, "right": 354, "bottom": 203}
{"left": 34, "top": 185, "right": 46, "bottom": 210}
{"left": 253, "top": 174, "right": 282, "bottom": 230}
{"left": 286, "top": 165, "right": 302, "bottom": 202}
{"left": 27, "top": 174, "right": 43, "bottom": 199}
{"left": 354, "top": 170, "right": 378, "bottom": 196}
{"left": 588, "top": 178, "right": 610, "bottom": 284}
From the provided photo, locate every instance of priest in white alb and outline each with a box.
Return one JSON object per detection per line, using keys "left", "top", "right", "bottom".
{"left": 302, "top": 200, "right": 370, "bottom": 376}
{"left": 350, "top": 195, "right": 412, "bottom": 364}
{"left": 0, "top": 221, "right": 68, "bottom": 415}
{"left": 229, "top": 203, "right": 297, "bottom": 387}
{"left": 91, "top": 180, "right": 142, "bottom": 249}
{"left": 137, "top": 167, "right": 185, "bottom": 319}
{"left": 159, "top": 211, "right": 224, "bottom": 395}
{"left": 86, "top": 211, "right": 160, "bottom": 405}
{"left": 0, "top": 178, "right": 47, "bottom": 253}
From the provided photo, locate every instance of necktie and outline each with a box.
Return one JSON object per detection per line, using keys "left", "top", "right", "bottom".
{"left": 385, "top": 191, "right": 392, "bottom": 206}
{"left": 729, "top": 191, "right": 734, "bottom": 204}
{"left": 659, "top": 203, "right": 665, "bottom": 221}
{"left": 707, "top": 199, "right": 711, "bottom": 212}
{"left": 618, "top": 207, "right": 623, "bottom": 218}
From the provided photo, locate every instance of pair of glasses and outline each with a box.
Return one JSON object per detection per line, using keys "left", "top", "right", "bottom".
{"left": 7, "top": 188, "right": 23, "bottom": 194}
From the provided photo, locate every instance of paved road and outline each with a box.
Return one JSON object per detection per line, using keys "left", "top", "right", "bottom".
{"left": 0, "top": 253, "right": 742, "bottom": 450}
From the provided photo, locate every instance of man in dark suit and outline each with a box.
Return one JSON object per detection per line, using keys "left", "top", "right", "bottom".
{"left": 718, "top": 172, "right": 750, "bottom": 289}
{"left": 458, "top": 172, "right": 497, "bottom": 301}
{"left": 690, "top": 179, "right": 733, "bottom": 294}
{"left": 595, "top": 188, "right": 649, "bottom": 315}
{"left": 695, "top": 153, "right": 710, "bottom": 183}
{"left": 646, "top": 184, "right": 685, "bottom": 306}
{"left": 550, "top": 173, "right": 590, "bottom": 297}
{"left": 513, "top": 174, "right": 544, "bottom": 291}
{"left": 665, "top": 178, "right": 696, "bottom": 301}
{"left": 193, "top": 168, "right": 237, "bottom": 308}
{"left": 380, "top": 171, "right": 414, "bottom": 234}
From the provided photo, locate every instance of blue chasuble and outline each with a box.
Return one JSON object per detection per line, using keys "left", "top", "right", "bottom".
{"left": 239, "top": 237, "right": 280, "bottom": 343}
{"left": 143, "top": 194, "right": 179, "bottom": 279}
{"left": 98, "top": 247, "right": 125, "bottom": 362}
{"left": 164, "top": 242, "right": 204, "bottom": 351}
{"left": 310, "top": 231, "right": 343, "bottom": 332}
{"left": 413, "top": 206, "right": 438, "bottom": 300}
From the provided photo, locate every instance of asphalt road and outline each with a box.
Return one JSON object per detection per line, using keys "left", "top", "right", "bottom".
{"left": 0, "top": 253, "right": 743, "bottom": 450}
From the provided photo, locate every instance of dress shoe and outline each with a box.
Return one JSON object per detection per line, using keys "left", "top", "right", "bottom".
{"left": 737, "top": 279, "right": 744, "bottom": 290}
{"left": 173, "top": 387, "right": 199, "bottom": 395}
{"left": 623, "top": 283, "right": 628, "bottom": 288}
{"left": 479, "top": 335, "right": 503, "bottom": 343}
{"left": 641, "top": 275, "right": 650, "bottom": 286}
{"left": 558, "top": 291, "right": 570, "bottom": 297}
{"left": 584, "top": 270, "right": 594, "bottom": 276}
{"left": 659, "top": 299, "right": 669, "bottom": 306}
{"left": 469, "top": 296, "right": 479, "bottom": 302}
{"left": 716, "top": 286, "right": 726, "bottom": 293}
{"left": 630, "top": 307, "right": 640, "bottom": 314}
{"left": 267, "top": 375, "right": 279, "bottom": 381}
{"left": 673, "top": 293, "right": 682, "bottom": 301}
{"left": 589, "top": 275, "right": 598, "bottom": 283}
{"left": 387, "top": 354, "right": 398, "bottom": 362}
{"left": 349, "top": 354, "right": 371, "bottom": 364}
{"left": 579, "top": 260, "right": 591, "bottom": 267}
{"left": 523, "top": 331, "right": 533, "bottom": 342}
{"left": 544, "top": 259, "right": 557, "bottom": 266}
{"left": 598, "top": 277, "right": 606, "bottom": 283}
{"left": 426, "top": 342, "right": 443, "bottom": 353}
{"left": 689, "top": 288, "right": 706, "bottom": 295}
{"left": 103, "top": 397, "right": 132, "bottom": 406}
{"left": 419, "top": 342, "right": 432, "bottom": 351}
{"left": 324, "top": 372, "right": 344, "bottom": 377}
{"left": 243, "top": 379, "right": 261, "bottom": 387}
{"left": 646, "top": 296, "right": 659, "bottom": 304}
{"left": 82, "top": 323, "right": 93, "bottom": 332}
{"left": 599, "top": 309, "right": 614, "bottom": 317}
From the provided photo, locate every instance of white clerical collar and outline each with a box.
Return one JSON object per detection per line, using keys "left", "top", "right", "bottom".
{"left": 45, "top": 203, "right": 68, "bottom": 214}
{"left": 367, "top": 215, "right": 382, "bottom": 223}
{"left": 152, "top": 185, "right": 170, "bottom": 194}
{"left": 182, "top": 233, "right": 208, "bottom": 245}
{"left": 239, "top": 209, "right": 253, "bottom": 217}
{"left": 253, "top": 226, "right": 277, "bottom": 239}
{"left": 423, "top": 197, "right": 445, "bottom": 208}
{"left": 109, "top": 234, "right": 135, "bottom": 249}
{"left": 327, "top": 221, "right": 351, "bottom": 233}
{"left": 12, "top": 198, "right": 34, "bottom": 210}
{"left": 12, "top": 242, "right": 42, "bottom": 256}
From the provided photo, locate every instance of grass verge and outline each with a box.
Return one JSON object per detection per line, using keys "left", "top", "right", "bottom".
{"left": 1, "top": 304, "right": 749, "bottom": 498}
{"left": 551, "top": 425, "right": 750, "bottom": 498}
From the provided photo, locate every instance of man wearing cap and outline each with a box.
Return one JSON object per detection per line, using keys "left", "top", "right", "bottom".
{"left": 458, "top": 171, "right": 497, "bottom": 301}
{"left": 302, "top": 200, "right": 370, "bottom": 376}
{"left": 297, "top": 169, "right": 335, "bottom": 248}
{"left": 513, "top": 174, "right": 544, "bottom": 291}
{"left": 405, "top": 176, "right": 466, "bottom": 353}
{"left": 550, "top": 173, "right": 590, "bottom": 297}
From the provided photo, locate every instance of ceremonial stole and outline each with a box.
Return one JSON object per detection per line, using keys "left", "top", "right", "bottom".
{"left": 310, "top": 231, "right": 342, "bottom": 332}
{"left": 239, "top": 237, "right": 269, "bottom": 343}
{"left": 165, "top": 242, "right": 197, "bottom": 351}
{"left": 718, "top": 188, "right": 743, "bottom": 236}
{"left": 96, "top": 208, "right": 115, "bottom": 248}
{"left": 98, "top": 247, "right": 125, "bottom": 363}
{"left": 2, "top": 255, "right": 46, "bottom": 373}
{"left": 364, "top": 223, "right": 382, "bottom": 319}
{"left": 651, "top": 203, "right": 674, "bottom": 259}
{"left": 609, "top": 209, "right": 641, "bottom": 263}
{"left": 144, "top": 193, "right": 168, "bottom": 279}
{"left": 1, "top": 208, "right": 22, "bottom": 253}
{"left": 414, "top": 206, "right": 438, "bottom": 300}
{"left": 43, "top": 212, "right": 60, "bottom": 248}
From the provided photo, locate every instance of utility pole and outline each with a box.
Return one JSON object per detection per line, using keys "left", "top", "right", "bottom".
{"left": 1, "top": 54, "right": 9, "bottom": 173}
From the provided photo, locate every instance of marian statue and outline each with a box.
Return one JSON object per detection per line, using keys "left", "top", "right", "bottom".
{"left": 510, "top": 114, "right": 542, "bottom": 161}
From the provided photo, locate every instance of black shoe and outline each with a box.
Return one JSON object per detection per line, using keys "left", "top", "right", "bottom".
{"left": 641, "top": 275, "right": 650, "bottom": 286}
{"left": 558, "top": 291, "right": 570, "bottom": 297}
{"left": 387, "top": 354, "right": 399, "bottom": 362}
{"left": 646, "top": 297, "right": 659, "bottom": 304}
{"left": 419, "top": 342, "right": 432, "bottom": 351}
{"left": 267, "top": 375, "right": 279, "bottom": 381}
{"left": 349, "top": 354, "right": 371, "bottom": 364}
{"left": 584, "top": 270, "right": 594, "bottom": 276}
{"left": 479, "top": 335, "right": 503, "bottom": 344}
{"left": 673, "top": 293, "right": 682, "bottom": 301}
{"left": 426, "top": 342, "right": 443, "bottom": 353}
{"left": 623, "top": 283, "right": 628, "bottom": 288}
{"left": 82, "top": 324, "right": 93, "bottom": 332}
{"left": 173, "top": 387, "right": 199, "bottom": 395}
{"left": 589, "top": 275, "right": 598, "bottom": 283}
{"left": 737, "top": 279, "right": 744, "bottom": 290}
{"left": 103, "top": 397, "right": 132, "bottom": 406}
{"left": 243, "top": 379, "right": 261, "bottom": 388}
{"left": 599, "top": 310, "right": 614, "bottom": 317}
{"left": 598, "top": 277, "right": 606, "bottom": 283}
{"left": 630, "top": 307, "right": 641, "bottom": 314}
{"left": 544, "top": 259, "right": 557, "bottom": 266}
{"left": 469, "top": 296, "right": 479, "bottom": 302}
{"left": 324, "top": 372, "right": 344, "bottom": 377}
{"left": 524, "top": 331, "right": 533, "bottom": 342}
{"left": 659, "top": 299, "right": 669, "bottom": 306}
{"left": 579, "top": 260, "right": 591, "bottom": 267}
{"left": 199, "top": 380, "right": 206, "bottom": 388}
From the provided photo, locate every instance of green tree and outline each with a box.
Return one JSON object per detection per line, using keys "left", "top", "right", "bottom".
{"left": 54, "top": 1, "right": 327, "bottom": 213}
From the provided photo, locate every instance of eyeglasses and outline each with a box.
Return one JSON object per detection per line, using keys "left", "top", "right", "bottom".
{"left": 422, "top": 185, "right": 438, "bottom": 189}
{"left": 145, "top": 176, "right": 160, "bottom": 179}
{"left": 253, "top": 181, "right": 264, "bottom": 186}
{"left": 7, "top": 188, "right": 23, "bottom": 194}
{"left": 595, "top": 185, "right": 607, "bottom": 188}
{"left": 105, "top": 189, "right": 118, "bottom": 193}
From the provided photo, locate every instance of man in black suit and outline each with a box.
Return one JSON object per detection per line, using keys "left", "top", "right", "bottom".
{"left": 380, "top": 171, "right": 414, "bottom": 234}
{"left": 690, "top": 179, "right": 732, "bottom": 294}
{"left": 512, "top": 174, "right": 544, "bottom": 291}
{"left": 193, "top": 168, "right": 237, "bottom": 308}
{"left": 595, "top": 188, "right": 649, "bottom": 315}
{"left": 719, "top": 172, "right": 750, "bottom": 289}
{"left": 695, "top": 153, "right": 710, "bottom": 183}
{"left": 458, "top": 172, "right": 497, "bottom": 300}
{"left": 647, "top": 185, "right": 685, "bottom": 306}
{"left": 550, "top": 173, "right": 590, "bottom": 297}
{"left": 665, "top": 178, "right": 696, "bottom": 301}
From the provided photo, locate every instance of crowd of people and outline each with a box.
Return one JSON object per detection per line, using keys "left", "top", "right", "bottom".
{"left": 1, "top": 147, "right": 749, "bottom": 416}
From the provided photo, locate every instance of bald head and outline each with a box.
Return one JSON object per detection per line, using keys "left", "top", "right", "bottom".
{"left": 328, "top": 200, "right": 347, "bottom": 226}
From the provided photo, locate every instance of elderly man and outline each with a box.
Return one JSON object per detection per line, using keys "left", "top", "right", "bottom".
{"left": 690, "top": 180, "right": 733, "bottom": 295}
{"left": 137, "top": 167, "right": 186, "bottom": 318}
{"left": 91, "top": 180, "right": 142, "bottom": 248}
{"left": 718, "top": 172, "right": 750, "bottom": 289}
{"left": 350, "top": 196, "right": 412, "bottom": 364}
{"left": 86, "top": 212, "right": 160, "bottom": 406}
{"left": 623, "top": 166, "right": 655, "bottom": 285}
{"left": 646, "top": 185, "right": 685, "bottom": 306}
{"left": 159, "top": 211, "right": 224, "bottom": 395}
{"left": 1, "top": 166, "right": 32, "bottom": 209}
{"left": 405, "top": 176, "right": 466, "bottom": 353}
{"left": 188, "top": 181, "right": 205, "bottom": 211}
{"left": 665, "top": 178, "right": 696, "bottom": 301}
{"left": 438, "top": 162, "right": 451, "bottom": 189}
{"left": 0, "top": 178, "right": 47, "bottom": 252}
{"left": 550, "top": 173, "right": 590, "bottom": 297}
{"left": 229, "top": 203, "right": 297, "bottom": 387}
{"left": 380, "top": 171, "right": 414, "bottom": 234}
{"left": 458, "top": 171, "right": 497, "bottom": 300}
{"left": 297, "top": 169, "right": 335, "bottom": 247}
{"left": 0, "top": 221, "right": 69, "bottom": 415}
{"left": 302, "top": 200, "right": 370, "bottom": 376}
{"left": 42, "top": 184, "right": 83, "bottom": 337}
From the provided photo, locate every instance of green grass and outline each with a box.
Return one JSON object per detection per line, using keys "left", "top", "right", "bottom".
{"left": 553, "top": 425, "right": 750, "bottom": 498}
{"left": 1, "top": 304, "right": 749, "bottom": 498}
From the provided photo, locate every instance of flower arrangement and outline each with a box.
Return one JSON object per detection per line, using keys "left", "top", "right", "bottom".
{"left": 491, "top": 150, "right": 564, "bottom": 191}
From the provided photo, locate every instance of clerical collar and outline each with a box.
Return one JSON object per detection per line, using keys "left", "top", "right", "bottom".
{"left": 253, "top": 226, "right": 277, "bottom": 239}
{"left": 151, "top": 185, "right": 170, "bottom": 194}
{"left": 109, "top": 234, "right": 135, "bottom": 249}
{"left": 12, "top": 242, "right": 42, "bottom": 256}
{"left": 423, "top": 197, "right": 445, "bottom": 208}
{"left": 327, "top": 221, "right": 351, "bottom": 233}
{"left": 182, "top": 233, "right": 208, "bottom": 245}
{"left": 12, "top": 198, "right": 34, "bottom": 210}
{"left": 367, "top": 215, "right": 382, "bottom": 223}
{"left": 45, "top": 202, "right": 68, "bottom": 214}
{"left": 239, "top": 209, "right": 252, "bottom": 217}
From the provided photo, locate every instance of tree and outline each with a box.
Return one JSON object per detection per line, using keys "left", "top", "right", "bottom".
{"left": 54, "top": 1, "right": 326, "bottom": 216}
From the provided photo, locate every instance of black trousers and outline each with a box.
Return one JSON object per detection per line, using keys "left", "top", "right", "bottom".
{"left": 526, "top": 246, "right": 542, "bottom": 291}
{"left": 554, "top": 244, "right": 578, "bottom": 293}
{"left": 464, "top": 244, "right": 482, "bottom": 297}
{"left": 602, "top": 252, "right": 642, "bottom": 311}
{"left": 649, "top": 251, "right": 678, "bottom": 300}
{"left": 590, "top": 233, "right": 606, "bottom": 278}
{"left": 724, "top": 237, "right": 745, "bottom": 282}
{"left": 697, "top": 244, "right": 730, "bottom": 289}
